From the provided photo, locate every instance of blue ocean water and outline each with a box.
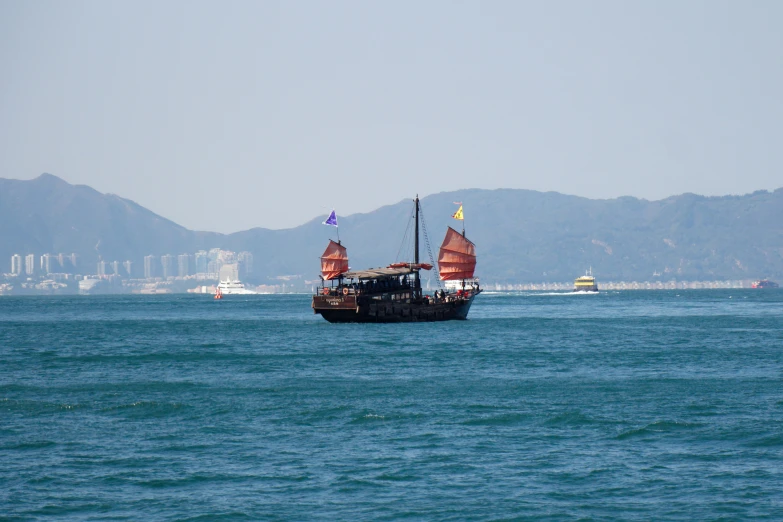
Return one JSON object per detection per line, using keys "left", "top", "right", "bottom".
{"left": 1, "top": 290, "right": 783, "bottom": 520}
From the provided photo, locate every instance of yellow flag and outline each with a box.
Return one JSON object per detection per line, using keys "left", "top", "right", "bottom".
{"left": 452, "top": 205, "right": 464, "bottom": 220}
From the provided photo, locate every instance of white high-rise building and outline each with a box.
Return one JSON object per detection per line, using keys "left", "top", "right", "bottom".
{"left": 144, "top": 255, "right": 157, "bottom": 279}
{"left": 25, "top": 254, "right": 36, "bottom": 275}
{"left": 195, "top": 251, "right": 208, "bottom": 274}
{"left": 11, "top": 254, "right": 22, "bottom": 275}
{"left": 40, "top": 253, "right": 54, "bottom": 274}
{"left": 177, "top": 254, "right": 191, "bottom": 277}
{"left": 160, "top": 254, "right": 175, "bottom": 279}
{"left": 238, "top": 251, "right": 253, "bottom": 278}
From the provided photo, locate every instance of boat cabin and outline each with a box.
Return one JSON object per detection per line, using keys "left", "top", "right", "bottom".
{"left": 321, "top": 267, "right": 422, "bottom": 303}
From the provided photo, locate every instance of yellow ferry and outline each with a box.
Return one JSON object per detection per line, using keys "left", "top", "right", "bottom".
{"left": 574, "top": 268, "right": 598, "bottom": 292}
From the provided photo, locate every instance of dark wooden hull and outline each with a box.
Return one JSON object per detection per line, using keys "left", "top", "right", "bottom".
{"left": 312, "top": 293, "right": 478, "bottom": 323}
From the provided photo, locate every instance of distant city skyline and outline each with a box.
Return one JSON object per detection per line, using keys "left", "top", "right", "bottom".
{"left": 2, "top": 244, "right": 774, "bottom": 297}
{"left": 7, "top": 248, "right": 252, "bottom": 282}
{"left": 2, "top": 1, "right": 783, "bottom": 233}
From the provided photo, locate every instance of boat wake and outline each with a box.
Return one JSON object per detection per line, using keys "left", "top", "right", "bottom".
{"left": 478, "top": 291, "right": 600, "bottom": 297}
{"left": 536, "top": 291, "right": 599, "bottom": 296}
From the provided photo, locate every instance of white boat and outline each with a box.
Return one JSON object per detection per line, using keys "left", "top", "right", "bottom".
{"left": 216, "top": 280, "right": 257, "bottom": 295}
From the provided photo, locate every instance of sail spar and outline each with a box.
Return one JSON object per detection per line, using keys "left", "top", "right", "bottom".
{"left": 438, "top": 227, "right": 476, "bottom": 280}
{"left": 320, "top": 240, "right": 349, "bottom": 280}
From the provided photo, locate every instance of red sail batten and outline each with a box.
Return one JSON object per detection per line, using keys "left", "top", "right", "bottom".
{"left": 438, "top": 227, "right": 476, "bottom": 281}
{"left": 320, "top": 240, "right": 349, "bottom": 280}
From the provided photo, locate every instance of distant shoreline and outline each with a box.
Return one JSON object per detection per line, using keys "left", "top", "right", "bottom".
{"left": 484, "top": 279, "right": 769, "bottom": 292}
{"left": 0, "top": 281, "right": 776, "bottom": 297}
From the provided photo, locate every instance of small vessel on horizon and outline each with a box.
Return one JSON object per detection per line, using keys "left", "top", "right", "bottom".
{"left": 751, "top": 279, "right": 779, "bottom": 289}
{"left": 311, "top": 197, "right": 481, "bottom": 323}
{"left": 574, "top": 268, "right": 598, "bottom": 293}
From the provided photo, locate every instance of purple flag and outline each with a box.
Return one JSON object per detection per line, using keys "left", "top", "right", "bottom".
{"left": 323, "top": 210, "right": 338, "bottom": 227}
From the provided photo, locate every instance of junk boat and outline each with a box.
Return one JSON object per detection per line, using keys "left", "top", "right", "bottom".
{"left": 574, "top": 268, "right": 598, "bottom": 292}
{"left": 312, "top": 197, "right": 481, "bottom": 323}
{"left": 751, "top": 279, "right": 779, "bottom": 289}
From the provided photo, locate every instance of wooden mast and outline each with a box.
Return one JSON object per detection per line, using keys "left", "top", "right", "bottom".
{"left": 459, "top": 203, "right": 465, "bottom": 288}
{"left": 414, "top": 195, "right": 420, "bottom": 296}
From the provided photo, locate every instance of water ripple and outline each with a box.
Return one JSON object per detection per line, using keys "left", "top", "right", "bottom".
{"left": 1, "top": 291, "right": 782, "bottom": 519}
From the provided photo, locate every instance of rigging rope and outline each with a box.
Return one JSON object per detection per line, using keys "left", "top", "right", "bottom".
{"left": 418, "top": 203, "right": 443, "bottom": 290}
{"left": 395, "top": 206, "right": 415, "bottom": 263}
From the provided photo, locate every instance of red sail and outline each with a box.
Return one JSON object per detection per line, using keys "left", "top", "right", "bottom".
{"left": 320, "top": 240, "right": 349, "bottom": 280}
{"left": 438, "top": 227, "right": 476, "bottom": 280}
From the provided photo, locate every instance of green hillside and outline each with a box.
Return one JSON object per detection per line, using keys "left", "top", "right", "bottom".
{"left": 2, "top": 174, "right": 781, "bottom": 283}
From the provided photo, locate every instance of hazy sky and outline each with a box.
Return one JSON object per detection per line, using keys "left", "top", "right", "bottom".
{"left": 2, "top": 1, "right": 782, "bottom": 233}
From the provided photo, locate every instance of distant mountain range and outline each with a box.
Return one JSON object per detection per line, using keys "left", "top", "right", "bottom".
{"left": 2, "top": 173, "right": 782, "bottom": 283}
